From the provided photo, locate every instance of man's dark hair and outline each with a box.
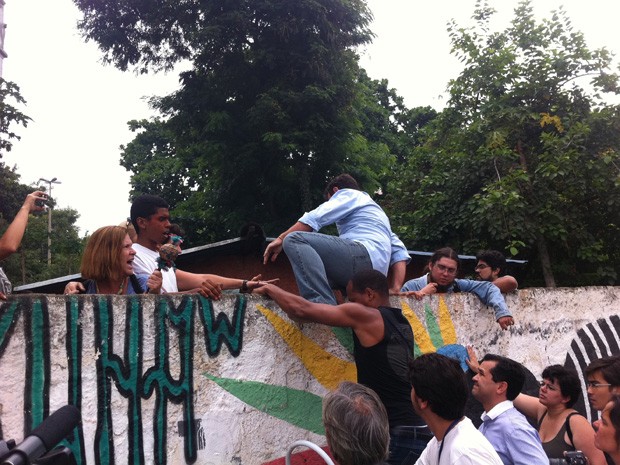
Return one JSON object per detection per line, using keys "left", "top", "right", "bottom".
{"left": 324, "top": 173, "right": 360, "bottom": 198}
{"left": 541, "top": 365, "right": 581, "bottom": 408}
{"left": 130, "top": 194, "right": 169, "bottom": 232}
{"left": 409, "top": 353, "right": 468, "bottom": 420}
{"left": 586, "top": 356, "right": 620, "bottom": 386}
{"left": 476, "top": 250, "right": 507, "bottom": 276}
{"left": 481, "top": 354, "right": 525, "bottom": 400}
{"left": 430, "top": 247, "right": 460, "bottom": 269}
{"left": 350, "top": 270, "right": 389, "bottom": 298}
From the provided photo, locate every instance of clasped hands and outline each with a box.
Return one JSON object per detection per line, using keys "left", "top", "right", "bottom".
{"left": 197, "top": 274, "right": 279, "bottom": 300}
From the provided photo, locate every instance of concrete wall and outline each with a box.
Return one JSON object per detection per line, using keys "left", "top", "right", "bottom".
{"left": 0, "top": 288, "right": 618, "bottom": 464}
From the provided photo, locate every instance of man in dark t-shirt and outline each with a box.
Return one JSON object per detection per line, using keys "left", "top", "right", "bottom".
{"left": 255, "top": 269, "right": 430, "bottom": 465}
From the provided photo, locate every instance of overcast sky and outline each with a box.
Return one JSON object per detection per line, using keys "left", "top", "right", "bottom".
{"left": 3, "top": 0, "right": 619, "bottom": 236}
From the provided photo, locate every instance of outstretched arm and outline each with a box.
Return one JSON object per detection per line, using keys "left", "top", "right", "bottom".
{"left": 176, "top": 269, "right": 271, "bottom": 291}
{"left": 457, "top": 279, "right": 514, "bottom": 330}
{"left": 513, "top": 393, "right": 544, "bottom": 422}
{"left": 254, "top": 283, "right": 384, "bottom": 346}
{"left": 175, "top": 270, "right": 277, "bottom": 299}
{"left": 0, "top": 191, "right": 47, "bottom": 260}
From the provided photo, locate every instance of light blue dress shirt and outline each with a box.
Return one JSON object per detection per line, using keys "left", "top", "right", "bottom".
{"left": 298, "top": 188, "right": 394, "bottom": 274}
{"left": 400, "top": 274, "right": 512, "bottom": 320}
{"left": 390, "top": 232, "right": 411, "bottom": 266}
{"left": 478, "top": 401, "right": 548, "bottom": 465}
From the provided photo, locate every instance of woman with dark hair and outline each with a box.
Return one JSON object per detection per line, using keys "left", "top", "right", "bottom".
{"left": 79, "top": 226, "right": 162, "bottom": 294}
{"left": 400, "top": 247, "right": 514, "bottom": 329}
{"left": 513, "top": 364, "right": 606, "bottom": 465}
{"left": 595, "top": 396, "right": 620, "bottom": 464}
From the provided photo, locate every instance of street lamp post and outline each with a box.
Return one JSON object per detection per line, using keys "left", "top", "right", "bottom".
{"left": 38, "top": 177, "right": 61, "bottom": 266}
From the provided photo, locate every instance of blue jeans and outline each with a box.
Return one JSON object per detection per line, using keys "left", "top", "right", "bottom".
{"left": 282, "top": 231, "right": 373, "bottom": 304}
{"left": 387, "top": 426, "right": 433, "bottom": 465}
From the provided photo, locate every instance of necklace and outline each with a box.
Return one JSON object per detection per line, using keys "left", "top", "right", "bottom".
{"left": 95, "top": 278, "right": 126, "bottom": 295}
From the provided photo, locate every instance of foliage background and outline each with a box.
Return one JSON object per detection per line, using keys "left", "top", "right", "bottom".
{"left": 1, "top": 0, "right": 619, "bottom": 287}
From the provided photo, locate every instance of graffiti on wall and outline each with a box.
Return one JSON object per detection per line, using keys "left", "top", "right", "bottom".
{"left": 0, "top": 292, "right": 618, "bottom": 464}
{"left": 0, "top": 294, "right": 246, "bottom": 465}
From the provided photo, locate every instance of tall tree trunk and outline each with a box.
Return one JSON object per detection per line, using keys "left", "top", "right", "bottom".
{"left": 536, "top": 235, "right": 556, "bottom": 287}
{"left": 517, "top": 140, "right": 556, "bottom": 286}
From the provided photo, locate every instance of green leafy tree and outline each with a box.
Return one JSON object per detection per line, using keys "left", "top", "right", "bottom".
{"left": 0, "top": 78, "right": 31, "bottom": 157}
{"left": 0, "top": 164, "right": 84, "bottom": 286}
{"left": 0, "top": 163, "right": 31, "bottom": 219}
{"left": 354, "top": 70, "right": 438, "bottom": 176}
{"left": 388, "top": 0, "right": 620, "bottom": 287}
{"left": 75, "top": 0, "right": 419, "bottom": 240}
{"left": 119, "top": 69, "right": 431, "bottom": 242}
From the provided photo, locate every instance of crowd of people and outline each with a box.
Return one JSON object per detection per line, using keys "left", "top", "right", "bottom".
{"left": 1, "top": 174, "right": 618, "bottom": 465}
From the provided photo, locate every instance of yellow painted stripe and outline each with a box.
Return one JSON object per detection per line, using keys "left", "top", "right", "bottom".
{"left": 437, "top": 296, "right": 457, "bottom": 345}
{"left": 256, "top": 305, "right": 356, "bottom": 389}
{"left": 400, "top": 301, "right": 436, "bottom": 353}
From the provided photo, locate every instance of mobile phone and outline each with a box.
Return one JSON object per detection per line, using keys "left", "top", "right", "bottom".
{"left": 35, "top": 194, "right": 48, "bottom": 207}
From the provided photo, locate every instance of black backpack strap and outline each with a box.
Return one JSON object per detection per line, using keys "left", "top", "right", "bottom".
{"left": 129, "top": 274, "right": 145, "bottom": 294}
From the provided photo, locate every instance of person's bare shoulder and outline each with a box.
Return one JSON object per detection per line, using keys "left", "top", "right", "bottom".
{"left": 493, "top": 275, "right": 518, "bottom": 293}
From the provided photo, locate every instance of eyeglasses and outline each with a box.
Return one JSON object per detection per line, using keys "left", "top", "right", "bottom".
{"left": 475, "top": 264, "right": 490, "bottom": 271}
{"left": 539, "top": 380, "right": 558, "bottom": 391}
{"left": 587, "top": 381, "right": 613, "bottom": 389}
{"left": 434, "top": 263, "right": 457, "bottom": 275}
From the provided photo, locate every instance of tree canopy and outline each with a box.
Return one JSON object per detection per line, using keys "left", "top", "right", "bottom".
{"left": 387, "top": 0, "right": 620, "bottom": 286}
{"left": 0, "top": 78, "right": 31, "bottom": 157}
{"left": 73, "top": 0, "right": 620, "bottom": 286}
{"left": 75, "top": 0, "right": 413, "bottom": 241}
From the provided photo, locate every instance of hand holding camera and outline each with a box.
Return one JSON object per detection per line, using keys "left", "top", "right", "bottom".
{"left": 29, "top": 191, "right": 49, "bottom": 211}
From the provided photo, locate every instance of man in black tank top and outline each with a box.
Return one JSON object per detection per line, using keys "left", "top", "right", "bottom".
{"left": 255, "top": 269, "right": 430, "bottom": 465}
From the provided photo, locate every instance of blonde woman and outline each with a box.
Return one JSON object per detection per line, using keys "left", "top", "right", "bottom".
{"left": 80, "top": 226, "right": 161, "bottom": 294}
